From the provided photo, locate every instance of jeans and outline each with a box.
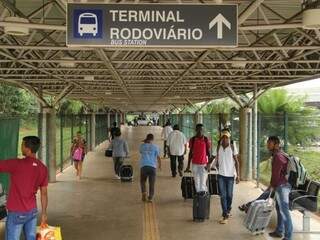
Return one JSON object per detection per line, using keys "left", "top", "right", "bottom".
{"left": 169, "top": 155, "right": 184, "bottom": 176}
{"left": 218, "top": 175, "right": 234, "bottom": 218}
{"left": 140, "top": 166, "right": 156, "bottom": 199}
{"left": 192, "top": 164, "right": 208, "bottom": 193}
{"left": 113, "top": 157, "right": 124, "bottom": 175}
{"left": 275, "top": 183, "right": 293, "bottom": 240}
{"left": 6, "top": 208, "right": 37, "bottom": 240}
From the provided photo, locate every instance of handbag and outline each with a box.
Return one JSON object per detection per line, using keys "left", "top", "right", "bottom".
{"left": 105, "top": 149, "right": 112, "bottom": 157}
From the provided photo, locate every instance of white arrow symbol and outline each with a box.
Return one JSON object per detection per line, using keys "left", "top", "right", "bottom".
{"left": 209, "top": 13, "right": 231, "bottom": 39}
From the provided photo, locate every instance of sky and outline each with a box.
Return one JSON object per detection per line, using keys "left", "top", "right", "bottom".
{"left": 284, "top": 78, "right": 320, "bottom": 102}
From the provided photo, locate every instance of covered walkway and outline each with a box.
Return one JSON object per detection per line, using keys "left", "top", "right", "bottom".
{"left": 2, "top": 126, "right": 318, "bottom": 240}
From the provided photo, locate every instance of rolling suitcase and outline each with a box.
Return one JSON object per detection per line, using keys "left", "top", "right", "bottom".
{"left": 208, "top": 171, "right": 219, "bottom": 195}
{"left": 193, "top": 191, "right": 211, "bottom": 222}
{"left": 181, "top": 172, "right": 196, "bottom": 200}
{"left": 120, "top": 165, "right": 133, "bottom": 182}
{"left": 244, "top": 195, "right": 274, "bottom": 235}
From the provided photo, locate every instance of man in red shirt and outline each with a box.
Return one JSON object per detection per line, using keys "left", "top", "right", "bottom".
{"left": 0, "top": 136, "right": 48, "bottom": 240}
{"left": 186, "top": 123, "right": 211, "bottom": 193}
{"left": 267, "top": 136, "right": 292, "bottom": 240}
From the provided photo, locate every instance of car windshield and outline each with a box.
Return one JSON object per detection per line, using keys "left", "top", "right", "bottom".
{"left": 80, "top": 17, "right": 96, "bottom": 24}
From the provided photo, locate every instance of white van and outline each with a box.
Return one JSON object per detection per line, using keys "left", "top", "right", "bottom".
{"left": 78, "top": 13, "right": 98, "bottom": 37}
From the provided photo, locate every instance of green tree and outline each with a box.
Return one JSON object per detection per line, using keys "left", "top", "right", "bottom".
{"left": 258, "top": 88, "right": 320, "bottom": 146}
{"left": 57, "top": 100, "right": 85, "bottom": 115}
{"left": 0, "top": 84, "right": 38, "bottom": 115}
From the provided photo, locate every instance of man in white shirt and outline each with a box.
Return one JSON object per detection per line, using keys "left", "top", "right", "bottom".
{"left": 161, "top": 121, "right": 173, "bottom": 158}
{"left": 166, "top": 124, "right": 187, "bottom": 177}
{"left": 211, "top": 130, "right": 240, "bottom": 225}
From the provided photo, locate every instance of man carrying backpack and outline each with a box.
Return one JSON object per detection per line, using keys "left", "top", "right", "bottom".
{"left": 185, "top": 123, "right": 211, "bottom": 193}
{"left": 267, "top": 136, "right": 293, "bottom": 240}
{"left": 211, "top": 130, "right": 240, "bottom": 224}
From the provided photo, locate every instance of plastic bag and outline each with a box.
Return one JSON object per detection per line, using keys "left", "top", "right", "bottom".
{"left": 36, "top": 224, "right": 62, "bottom": 240}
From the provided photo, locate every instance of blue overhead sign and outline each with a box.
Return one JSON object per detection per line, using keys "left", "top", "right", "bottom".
{"left": 67, "top": 3, "right": 238, "bottom": 47}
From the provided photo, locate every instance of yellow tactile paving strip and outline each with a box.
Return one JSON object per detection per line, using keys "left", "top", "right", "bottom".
{"left": 143, "top": 202, "right": 160, "bottom": 240}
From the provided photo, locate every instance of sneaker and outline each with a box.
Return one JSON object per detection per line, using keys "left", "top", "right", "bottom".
{"left": 219, "top": 217, "right": 228, "bottom": 224}
{"left": 238, "top": 204, "right": 247, "bottom": 212}
{"left": 227, "top": 213, "right": 232, "bottom": 218}
{"left": 115, "top": 175, "right": 121, "bottom": 180}
{"left": 141, "top": 193, "right": 147, "bottom": 202}
{"left": 268, "top": 231, "right": 283, "bottom": 238}
{"left": 178, "top": 170, "right": 183, "bottom": 177}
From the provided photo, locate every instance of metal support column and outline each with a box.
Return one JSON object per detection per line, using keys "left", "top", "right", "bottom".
{"left": 47, "top": 107, "right": 56, "bottom": 183}
{"left": 239, "top": 107, "right": 252, "bottom": 181}
{"left": 252, "top": 88, "right": 258, "bottom": 179}
{"left": 60, "top": 115, "right": 64, "bottom": 173}
{"left": 284, "top": 111, "right": 289, "bottom": 152}
{"left": 91, "top": 113, "right": 96, "bottom": 150}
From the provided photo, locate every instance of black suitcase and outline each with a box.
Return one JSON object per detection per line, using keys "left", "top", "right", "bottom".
{"left": 193, "top": 192, "right": 211, "bottom": 222}
{"left": 181, "top": 175, "right": 196, "bottom": 200}
{"left": 120, "top": 165, "right": 133, "bottom": 182}
{"left": 208, "top": 173, "right": 219, "bottom": 195}
{"left": 105, "top": 149, "right": 112, "bottom": 157}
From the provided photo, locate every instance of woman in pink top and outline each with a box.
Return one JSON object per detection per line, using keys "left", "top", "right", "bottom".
{"left": 70, "top": 131, "right": 87, "bottom": 180}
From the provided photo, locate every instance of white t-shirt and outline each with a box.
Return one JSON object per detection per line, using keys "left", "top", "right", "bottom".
{"left": 213, "top": 142, "right": 239, "bottom": 177}
{"left": 161, "top": 126, "right": 173, "bottom": 140}
{"left": 166, "top": 130, "right": 187, "bottom": 156}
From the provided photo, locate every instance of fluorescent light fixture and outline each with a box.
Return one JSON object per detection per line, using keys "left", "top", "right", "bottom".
{"left": 60, "top": 57, "right": 75, "bottom": 68}
{"left": 189, "top": 86, "right": 197, "bottom": 90}
{"left": 84, "top": 75, "right": 94, "bottom": 81}
{"left": 4, "top": 17, "right": 29, "bottom": 36}
{"left": 105, "top": 91, "right": 112, "bottom": 95}
{"left": 303, "top": 9, "right": 320, "bottom": 29}
{"left": 231, "top": 57, "right": 247, "bottom": 68}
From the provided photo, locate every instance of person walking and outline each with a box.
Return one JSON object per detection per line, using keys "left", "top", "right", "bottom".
{"left": 109, "top": 122, "right": 118, "bottom": 140}
{"left": 0, "top": 136, "right": 48, "bottom": 240}
{"left": 161, "top": 121, "right": 173, "bottom": 158}
{"left": 166, "top": 124, "right": 187, "bottom": 177}
{"left": 267, "top": 136, "right": 293, "bottom": 240}
{"left": 139, "top": 134, "right": 161, "bottom": 202}
{"left": 109, "top": 128, "right": 129, "bottom": 179}
{"left": 185, "top": 123, "right": 211, "bottom": 193}
{"left": 70, "top": 131, "right": 87, "bottom": 180}
{"left": 211, "top": 130, "right": 240, "bottom": 224}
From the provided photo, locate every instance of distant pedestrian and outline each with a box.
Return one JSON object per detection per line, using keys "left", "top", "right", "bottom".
{"left": 109, "top": 128, "right": 129, "bottom": 180}
{"left": 167, "top": 124, "right": 187, "bottom": 177}
{"left": 161, "top": 121, "right": 173, "bottom": 158}
{"left": 71, "top": 131, "right": 87, "bottom": 180}
{"left": 109, "top": 122, "right": 118, "bottom": 140}
{"left": 0, "top": 136, "right": 48, "bottom": 240}
{"left": 139, "top": 134, "right": 161, "bottom": 202}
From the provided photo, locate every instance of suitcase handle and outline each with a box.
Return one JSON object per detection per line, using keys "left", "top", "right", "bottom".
{"left": 183, "top": 170, "right": 193, "bottom": 176}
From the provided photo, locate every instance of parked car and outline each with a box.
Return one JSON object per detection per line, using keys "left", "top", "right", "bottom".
{"left": 137, "top": 117, "right": 152, "bottom": 126}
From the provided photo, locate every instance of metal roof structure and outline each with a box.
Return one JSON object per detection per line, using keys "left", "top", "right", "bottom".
{"left": 0, "top": 0, "right": 320, "bottom": 112}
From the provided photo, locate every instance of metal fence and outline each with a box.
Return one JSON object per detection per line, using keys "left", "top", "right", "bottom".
{"left": 0, "top": 117, "right": 20, "bottom": 191}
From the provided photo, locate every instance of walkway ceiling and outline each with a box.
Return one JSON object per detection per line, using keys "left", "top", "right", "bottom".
{"left": 0, "top": 0, "right": 320, "bottom": 112}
